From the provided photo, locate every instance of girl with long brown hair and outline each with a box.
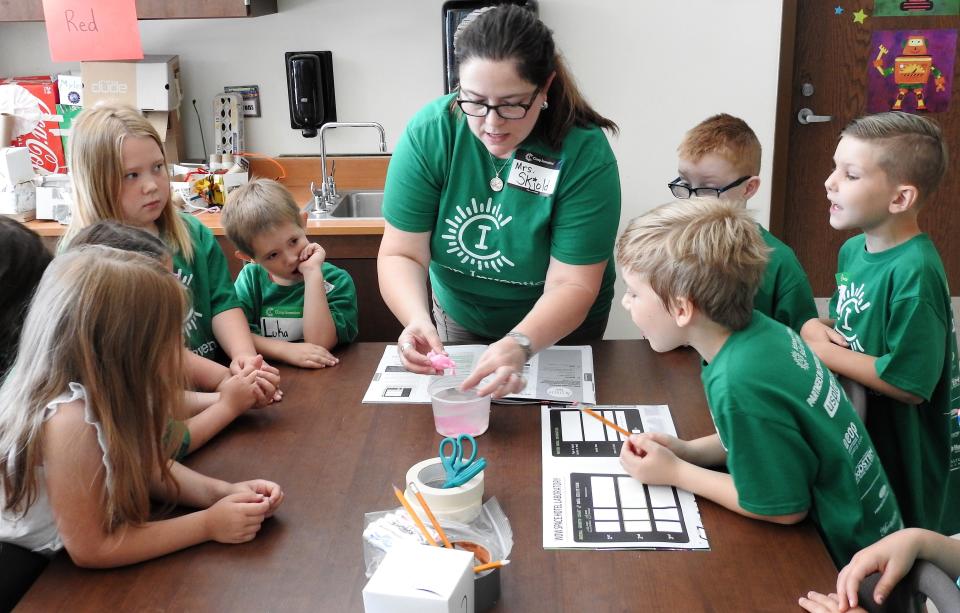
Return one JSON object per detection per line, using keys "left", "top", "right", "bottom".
{"left": 0, "top": 247, "right": 283, "bottom": 590}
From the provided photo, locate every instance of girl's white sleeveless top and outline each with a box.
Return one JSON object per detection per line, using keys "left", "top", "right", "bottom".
{"left": 0, "top": 383, "right": 112, "bottom": 555}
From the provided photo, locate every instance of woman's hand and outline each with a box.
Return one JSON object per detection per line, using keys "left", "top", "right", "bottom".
{"left": 397, "top": 319, "right": 445, "bottom": 375}
{"left": 459, "top": 337, "right": 527, "bottom": 398}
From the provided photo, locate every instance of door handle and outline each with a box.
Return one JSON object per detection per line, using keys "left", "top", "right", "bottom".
{"left": 797, "top": 108, "right": 832, "bottom": 124}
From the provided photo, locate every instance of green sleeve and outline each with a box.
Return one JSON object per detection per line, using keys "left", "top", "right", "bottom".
{"left": 234, "top": 264, "right": 262, "bottom": 334}
{"left": 773, "top": 271, "right": 819, "bottom": 332}
{"left": 193, "top": 218, "right": 242, "bottom": 317}
{"left": 322, "top": 263, "right": 359, "bottom": 344}
{"left": 875, "top": 298, "right": 946, "bottom": 400}
{"left": 713, "top": 390, "right": 815, "bottom": 516}
{"left": 549, "top": 139, "right": 621, "bottom": 265}
{"left": 382, "top": 104, "right": 449, "bottom": 232}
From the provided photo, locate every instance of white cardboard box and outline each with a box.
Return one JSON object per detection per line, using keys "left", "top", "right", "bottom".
{"left": 34, "top": 174, "right": 72, "bottom": 221}
{"left": 0, "top": 181, "right": 36, "bottom": 221}
{"left": 362, "top": 544, "right": 474, "bottom": 613}
{"left": 0, "top": 147, "right": 35, "bottom": 188}
{"left": 82, "top": 55, "right": 180, "bottom": 111}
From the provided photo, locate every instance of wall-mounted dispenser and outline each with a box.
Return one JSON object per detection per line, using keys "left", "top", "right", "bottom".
{"left": 285, "top": 51, "right": 336, "bottom": 137}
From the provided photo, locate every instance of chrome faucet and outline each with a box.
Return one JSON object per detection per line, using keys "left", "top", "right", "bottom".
{"left": 310, "top": 122, "right": 387, "bottom": 215}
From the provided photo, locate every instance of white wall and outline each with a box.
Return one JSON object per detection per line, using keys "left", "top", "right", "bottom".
{"left": 0, "top": 0, "right": 784, "bottom": 339}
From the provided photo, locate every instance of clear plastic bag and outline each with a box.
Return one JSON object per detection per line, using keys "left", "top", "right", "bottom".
{"left": 362, "top": 496, "right": 513, "bottom": 578}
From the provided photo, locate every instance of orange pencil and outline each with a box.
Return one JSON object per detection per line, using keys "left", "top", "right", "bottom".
{"left": 579, "top": 406, "right": 632, "bottom": 438}
{"left": 474, "top": 559, "right": 510, "bottom": 573}
{"left": 409, "top": 482, "right": 453, "bottom": 549}
{"left": 393, "top": 485, "right": 438, "bottom": 547}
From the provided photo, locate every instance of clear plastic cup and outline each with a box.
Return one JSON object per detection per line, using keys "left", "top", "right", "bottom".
{"left": 428, "top": 375, "right": 491, "bottom": 436}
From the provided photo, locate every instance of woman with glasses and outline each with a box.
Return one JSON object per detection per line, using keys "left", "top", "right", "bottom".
{"left": 378, "top": 4, "right": 620, "bottom": 397}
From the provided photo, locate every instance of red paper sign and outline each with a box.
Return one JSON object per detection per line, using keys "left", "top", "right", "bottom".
{"left": 41, "top": 0, "right": 143, "bottom": 62}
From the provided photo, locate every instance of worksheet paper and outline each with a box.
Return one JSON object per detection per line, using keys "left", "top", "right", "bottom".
{"left": 361, "top": 345, "right": 596, "bottom": 404}
{"left": 541, "top": 404, "right": 709, "bottom": 550}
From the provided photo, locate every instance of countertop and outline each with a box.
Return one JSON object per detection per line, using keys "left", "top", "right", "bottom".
{"left": 25, "top": 155, "right": 389, "bottom": 237}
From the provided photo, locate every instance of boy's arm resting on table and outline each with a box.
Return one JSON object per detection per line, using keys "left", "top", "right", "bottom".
{"left": 620, "top": 433, "right": 807, "bottom": 525}
{"left": 299, "top": 244, "right": 339, "bottom": 349}
{"left": 805, "top": 340, "right": 923, "bottom": 405}
{"left": 42, "top": 399, "right": 273, "bottom": 568}
{"left": 249, "top": 333, "right": 338, "bottom": 369}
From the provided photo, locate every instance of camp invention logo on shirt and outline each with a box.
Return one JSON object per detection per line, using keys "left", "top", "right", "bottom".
{"left": 441, "top": 197, "right": 515, "bottom": 272}
{"left": 834, "top": 274, "right": 871, "bottom": 353}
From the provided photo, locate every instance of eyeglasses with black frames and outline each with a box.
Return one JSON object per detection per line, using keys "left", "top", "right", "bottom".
{"left": 667, "top": 175, "right": 752, "bottom": 199}
{"left": 456, "top": 87, "right": 541, "bottom": 120}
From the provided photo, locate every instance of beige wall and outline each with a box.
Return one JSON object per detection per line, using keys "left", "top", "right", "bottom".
{"left": 0, "top": 0, "right": 784, "bottom": 338}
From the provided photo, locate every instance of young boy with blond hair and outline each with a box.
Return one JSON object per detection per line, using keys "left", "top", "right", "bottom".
{"left": 616, "top": 198, "right": 901, "bottom": 565}
{"left": 672, "top": 114, "right": 817, "bottom": 331}
{"left": 222, "top": 179, "right": 358, "bottom": 368}
{"left": 801, "top": 112, "right": 960, "bottom": 535}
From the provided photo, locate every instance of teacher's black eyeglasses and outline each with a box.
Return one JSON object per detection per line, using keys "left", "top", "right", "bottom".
{"left": 668, "top": 175, "right": 752, "bottom": 199}
{"left": 456, "top": 87, "right": 541, "bottom": 120}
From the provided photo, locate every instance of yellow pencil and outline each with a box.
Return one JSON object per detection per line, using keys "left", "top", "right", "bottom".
{"left": 409, "top": 482, "right": 453, "bottom": 549}
{"left": 393, "top": 485, "right": 438, "bottom": 547}
{"left": 474, "top": 559, "right": 510, "bottom": 573}
{"left": 579, "top": 406, "right": 632, "bottom": 438}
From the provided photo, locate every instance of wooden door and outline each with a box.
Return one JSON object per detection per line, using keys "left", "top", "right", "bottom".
{"left": 771, "top": 1, "right": 960, "bottom": 295}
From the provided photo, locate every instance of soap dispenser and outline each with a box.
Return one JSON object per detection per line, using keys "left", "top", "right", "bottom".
{"left": 285, "top": 51, "right": 337, "bottom": 138}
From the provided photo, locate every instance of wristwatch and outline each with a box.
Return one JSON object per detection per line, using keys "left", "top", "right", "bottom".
{"left": 505, "top": 331, "right": 533, "bottom": 363}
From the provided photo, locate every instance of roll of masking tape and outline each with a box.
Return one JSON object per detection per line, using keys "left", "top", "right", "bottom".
{"left": 404, "top": 457, "right": 484, "bottom": 523}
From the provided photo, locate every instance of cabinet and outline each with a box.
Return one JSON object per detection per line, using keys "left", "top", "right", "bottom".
{"left": 0, "top": 0, "right": 277, "bottom": 22}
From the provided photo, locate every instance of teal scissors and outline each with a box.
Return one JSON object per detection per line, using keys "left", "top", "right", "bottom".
{"left": 439, "top": 434, "right": 487, "bottom": 488}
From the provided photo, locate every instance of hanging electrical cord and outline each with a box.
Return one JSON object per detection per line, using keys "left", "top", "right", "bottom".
{"left": 192, "top": 99, "right": 207, "bottom": 157}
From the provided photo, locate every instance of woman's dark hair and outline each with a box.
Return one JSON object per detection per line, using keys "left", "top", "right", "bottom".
{"left": 67, "top": 219, "right": 170, "bottom": 261}
{"left": 0, "top": 218, "right": 53, "bottom": 379}
{"left": 454, "top": 4, "right": 618, "bottom": 150}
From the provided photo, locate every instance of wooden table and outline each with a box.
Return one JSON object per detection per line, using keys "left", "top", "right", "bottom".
{"left": 18, "top": 342, "right": 838, "bottom": 612}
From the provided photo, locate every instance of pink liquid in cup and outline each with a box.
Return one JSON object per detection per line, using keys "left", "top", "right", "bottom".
{"left": 429, "top": 377, "right": 491, "bottom": 437}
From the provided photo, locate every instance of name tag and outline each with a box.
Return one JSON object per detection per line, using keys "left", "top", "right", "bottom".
{"left": 324, "top": 280, "right": 335, "bottom": 294}
{"left": 260, "top": 317, "right": 304, "bottom": 341}
{"left": 506, "top": 149, "right": 561, "bottom": 196}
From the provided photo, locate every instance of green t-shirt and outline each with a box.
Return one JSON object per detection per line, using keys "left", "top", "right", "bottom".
{"left": 383, "top": 94, "right": 621, "bottom": 338}
{"left": 755, "top": 225, "right": 818, "bottom": 332}
{"left": 170, "top": 213, "right": 242, "bottom": 362}
{"left": 702, "top": 312, "right": 902, "bottom": 565}
{"left": 234, "top": 262, "right": 359, "bottom": 346}
{"left": 829, "top": 233, "right": 960, "bottom": 533}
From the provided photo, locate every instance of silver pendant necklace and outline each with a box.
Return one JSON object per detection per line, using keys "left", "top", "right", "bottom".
{"left": 488, "top": 153, "right": 511, "bottom": 192}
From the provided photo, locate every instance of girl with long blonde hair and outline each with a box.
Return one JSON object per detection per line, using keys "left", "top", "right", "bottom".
{"left": 63, "top": 105, "right": 280, "bottom": 397}
{"left": 0, "top": 247, "right": 283, "bottom": 578}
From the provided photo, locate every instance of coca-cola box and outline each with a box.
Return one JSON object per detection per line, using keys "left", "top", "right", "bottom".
{"left": 0, "top": 76, "right": 67, "bottom": 174}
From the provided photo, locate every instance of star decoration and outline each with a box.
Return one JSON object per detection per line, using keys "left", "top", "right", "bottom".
{"left": 853, "top": 8, "right": 868, "bottom": 23}
{"left": 835, "top": 6, "right": 844, "bottom": 14}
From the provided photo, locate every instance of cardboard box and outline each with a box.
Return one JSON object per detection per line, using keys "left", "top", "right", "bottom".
{"left": 53, "top": 104, "right": 83, "bottom": 167}
{"left": 34, "top": 173, "right": 72, "bottom": 221}
{"left": 0, "top": 76, "right": 67, "bottom": 174}
{"left": 0, "top": 147, "right": 35, "bottom": 188}
{"left": 362, "top": 544, "right": 474, "bottom": 613}
{"left": 0, "top": 180, "right": 36, "bottom": 221}
{"left": 57, "top": 73, "right": 83, "bottom": 106}
{"left": 145, "top": 110, "right": 184, "bottom": 163}
{"left": 82, "top": 55, "right": 180, "bottom": 111}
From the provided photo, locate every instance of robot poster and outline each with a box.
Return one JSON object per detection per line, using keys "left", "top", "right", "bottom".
{"left": 867, "top": 29, "right": 956, "bottom": 114}
{"left": 874, "top": 0, "right": 960, "bottom": 16}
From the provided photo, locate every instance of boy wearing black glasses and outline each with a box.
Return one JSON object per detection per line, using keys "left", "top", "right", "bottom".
{"left": 671, "top": 114, "right": 817, "bottom": 332}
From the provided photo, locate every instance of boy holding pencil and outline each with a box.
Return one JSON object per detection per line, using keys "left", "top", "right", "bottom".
{"left": 614, "top": 198, "right": 901, "bottom": 565}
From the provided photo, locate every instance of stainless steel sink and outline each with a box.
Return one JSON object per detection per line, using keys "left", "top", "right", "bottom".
{"left": 327, "top": 190, "right": 385, "bottom": 218}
